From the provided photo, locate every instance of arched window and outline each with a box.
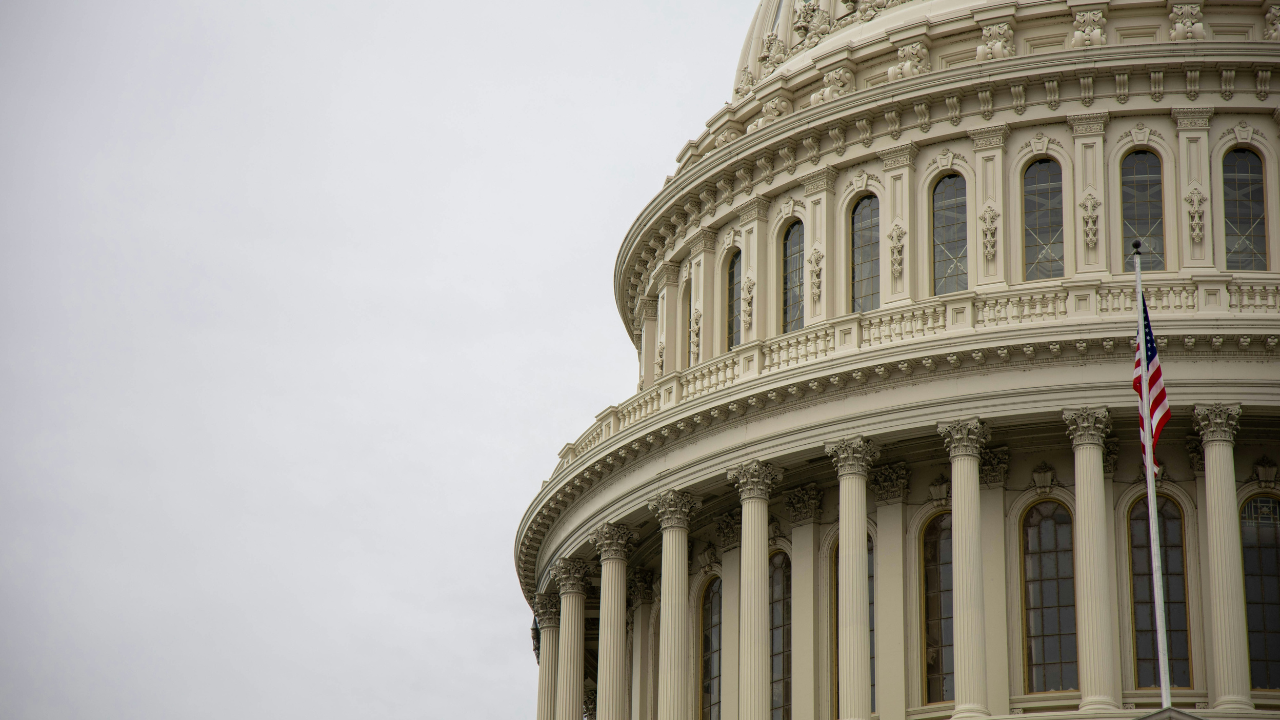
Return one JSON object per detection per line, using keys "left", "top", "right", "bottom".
{"left": 702, "top": 577, "right": 723, "bottom": 719}
{"left": 1242, "top": 495, "right": 1280, "bottom": 689}
{"left": 923, "top": 512, "right": 954, "bottom": 703}
{"left": 1122, "top": 151, "right": 1165, "bottom": 271}
{"left": 932, "top": 175, "right": 967, "bottom": 295}
{"left": 1224, "top": 148, "right": 1268, "bottom": 270}
{"left": 1129, "top": 495, "right": 1191, "bottom": 688}
{"left": 831, "top": 536, "right": 876, "bottom": 712}
{"left": 852, "top": 196, "right": 880, "bottom": 312}
{"left": 727, "top": 252, "right": 742, "bottom": 349}
{"left": 782, "top": 222, "right": 805, "bottom": 333}
{"left": 771, "top": 552, "right": 792, "bottom": 720}
{"left": 1022, "top": 501, "right": 1077, "bottom": 692}
{"left": 1023, "top": 160, "right": 1065, "bottom": 280}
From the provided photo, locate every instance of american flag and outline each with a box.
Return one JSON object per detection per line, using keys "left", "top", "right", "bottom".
{"left": 1133, "top": 295, "right": 1170, "bottom": 458}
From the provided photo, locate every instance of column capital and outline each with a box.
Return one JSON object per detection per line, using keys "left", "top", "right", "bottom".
{"left": 647, "top": 489, "right": 702, "bottom": 530}
{"left": 588, "top": 522, "right": 637, "bottom": 562}
{"left": 584, "top": 688, "right": 597, "bottom": 720}
{"left": 1172, "top": 106, "right": 1213, "bottom": 131}
{"left": 871, "top": 461, "right": 911, "bottom": 505}
{"left": 551, "top": 558, "right": 593, "bottom": 596}
{"left": 1064, "top": 407, "right": 1113, "bottom": 447}
{"left": 627, "top": 568, "right": 656, "bottom": 606}
{"left": 535, "top": 593, "right": 562, "bottom": 629}
{"left": 939, "top": 418, "right": 991, "bottom": 458}
{"left": 716, "top": 509, "right": 743, "bottom": 549}
{"left": 980, "top": 445, "right": 1010, "bottom": 489}
{"left": 1194, "top": 402, "right": 1242, "bottom": 444}
{"left": 729, "top": 459, "right": 782, "bottom": 501}
{"left": 1067, "top": 111, "right": 1109, "bottom": 136}
{"left": 826, "top": 436, "right": 882, "bottom": 476}
{"left": 786, "top": 483, "right": 824, "bottom": 525}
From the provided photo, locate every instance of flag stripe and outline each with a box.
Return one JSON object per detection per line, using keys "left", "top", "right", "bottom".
{"left": 1133, "top": 296, "right": 1171, "bottom": 460}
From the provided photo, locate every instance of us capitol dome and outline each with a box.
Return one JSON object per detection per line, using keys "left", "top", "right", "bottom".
{"left": 515, "top": 1, "right": 1280, "bottom": 719}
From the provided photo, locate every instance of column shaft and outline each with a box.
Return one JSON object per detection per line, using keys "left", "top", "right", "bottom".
{"left": 940, "top": 419, "right": 990, "bottom": 720}
{"left": 658, "top": 525, "right": 690, "bottom": 720}
{"left": 537, "top": 626, "right": 560, "bottom": 720}
{"left": 1072, "top": 437, "right": 1120, "bottom": 709}
{"left": 1204, "top": 441, "right": 1252, "bottom": 708}
{"left": 599, "top": 556, "right": 628, "bottom": 720}
{"left": 741, "top": 494, "right": 770, "bottom": 720}
{"left": 555, "top": 591, "right": 586, "bottom": 720}
{"left": 839, "top": 469, "right": 871, "bottom": 720}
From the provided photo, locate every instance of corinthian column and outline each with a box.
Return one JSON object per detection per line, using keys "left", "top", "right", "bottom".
{"left": 535, "top": 594, "right": 561, "bottom": 720}
{"left": 589, "top": 523, "right": 637, "bottom": 720}
{"left": 1063, "top": 408, "right": 1121, "bottom": 710}
{"left": 648, "top": 489, "right": 702, "bottom": 720}
{"left": 729, "top": 460, "right": 781, "bottom": 720}
{"left": 826, "top": 437, "right": 881, "bottom": 720}
{"left": 1195, "top": 403, "right": 1254, "bottom": 710}
{"left": 939, "top": 418, "right": 991, "bottom": 720}
{"left": 552, "top": 558, "right": 593, "bottom": 720}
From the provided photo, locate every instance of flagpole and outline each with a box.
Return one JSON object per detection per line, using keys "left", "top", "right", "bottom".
{"left": 1134, "top": 239, "right": 1173, "bottom": 709}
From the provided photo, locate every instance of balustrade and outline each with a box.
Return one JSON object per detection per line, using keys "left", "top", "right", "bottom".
{"left": 680, "top": 354, "right": 743, "bottom": 401}
{"left": 763, "top": 326, "right": 836, "bottom": 373}
{"left": 859, "top": 302, "right": 947, "bottom": 348}
{"left": 1229, "top": 283, "right": 1280, "bottom": 313}
{"left": 974, "top": 291, "right": 1068, "bottom": 328}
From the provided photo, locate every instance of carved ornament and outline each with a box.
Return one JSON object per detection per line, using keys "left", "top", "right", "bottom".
{"left": 939, "top": 418, "right": 991, "bottom": 458}
{"left": 826, "top": 436, "right": 881, "bottom": 476}
{"left": 871, "top": 462, "right": 910, "bottom": 505}
{"left": 551, "top": 558, "right": 593, "bottom": 595}
{"left": 786, "top": 484, "right": 823, "bottom": 525}
{"left": 1064, "top": 407, "right": 1112, "bottom": 446}
{"left": 1193, "top": 402, "right": 1241, "bottom": 444}
{"left": 729, "top": 459, "right": 782, "bottom": 501}
{"left": 588, "top": 522, "right": 637, "bottom": 562}
{"left": 647, "top": 489, "right": 702, "bottom": 530}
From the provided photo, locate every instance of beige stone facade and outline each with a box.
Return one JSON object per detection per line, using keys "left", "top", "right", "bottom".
{"left": 516, "top": 1, "right": 1280, "bottom": 719}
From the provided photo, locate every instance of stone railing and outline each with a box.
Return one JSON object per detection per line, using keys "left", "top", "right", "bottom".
{"left": 681, "top": 352, "right": 747, "bottom": 402}
{"left": 858, "top": 300, "right": 948, "bottom": 348}
{"left": 763, "top": 325, "right": 837, "bottom": 372}
{"left": 975, "top": 290, "right": 1069, "bottom": 328}
{"left": 617, "top": 388, "right": 662, "bottom": 432}
{"left": 1230, "top": 282, "right": 1280, "bottom": 312}
{"left": 1099, "top": 280, "right": 1200, "bottom": 315}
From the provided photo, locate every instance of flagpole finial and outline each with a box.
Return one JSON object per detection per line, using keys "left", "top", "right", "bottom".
{"left": 1132, "top": 239, "right": 1142, "bottom": 254}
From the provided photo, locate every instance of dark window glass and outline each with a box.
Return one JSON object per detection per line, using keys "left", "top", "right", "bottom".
{"left": 1122, "top": 151, "right": 1165, "bottom": 271}
{"left": 771, "top": 553, "right": 792, "bottom": 720}
{"left": 702, "top": 577, "right": 723, "bottom": 720}
{"left": 1023, "top": 501, "right": 1078, "bottom": 692}
{"left": 932, "top": 175, "right": 967, "bottom": 295}
{"left": 1242, "top": 495, "right": 1280, "bottom": 689}
{"left": 852, "top": 196, "right": 880, "bottom": 312}
{"left": 1130, "top": 495, "right": 1191, "bottom": 688}
{"left": 782, "top": 223, "right": 805, "bottom": 332}
{"left": 1023, "top": 160, "right": 1065, "bottom": 280}
{"left": 923, "top": 513, "right": 955, "bottom": 703}
{"left": 727, "top": 252, "right": 742, "bottom": 349}
{"left": 1224, "top": 149, "right": 1268, "bottom": 271}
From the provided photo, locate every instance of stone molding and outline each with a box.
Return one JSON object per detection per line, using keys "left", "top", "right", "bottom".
{"left": 716, "top": 509, "right": 743, "bottom": 549}
{"left": 728, "top": 458, "right": 782, "bottom": 501}
{"left": 980, "top": 445, "right": 1010, "bottom": 488}
{"left": 1193, "top": 402, "right": 1242, "bottom": 444}
{"left": 647, "top": 489, "right": 702, "bottom": 530}
{"left": 968, "top": 124, "right": 1010, "bottom": 149}
{"left": 825, "top": 435, "right": 881, "bottom": 476}
{"left": 551, "top": 558, "right": 593, "bottom": 595}
{"left": 1066, "top": 111, "right": 1108, "bottom": 136}
{"left": 871, "top": 461, "right": 911, "bottom": 505}
{"left": 627, "top": 568, "right": 656, "bottom": 606}
{"left": 786, "top": 483, "right": 824, "bottom": 525}
{"left": 878, "top": 141, "right": 919, "bottom": 170}
{"left": 1172, "top": 106, "right": 1213, "bottom": 130}
{"left": 588, "top": 522, "right": 637, "bottom": 562}
{"left": 939, "top": 418, "right": 991, "bottom": 458}
{"left": 1064, "top": 407, "right": 1112, "bottom": 447}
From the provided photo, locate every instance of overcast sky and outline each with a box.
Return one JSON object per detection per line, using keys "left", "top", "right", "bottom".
{"left": 0, "top": 1, "right": 750, "bottom": 717}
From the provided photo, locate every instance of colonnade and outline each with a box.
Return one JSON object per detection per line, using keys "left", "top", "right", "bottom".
{"left": 534, "top": 404, "right": 1255, "bottom": 720}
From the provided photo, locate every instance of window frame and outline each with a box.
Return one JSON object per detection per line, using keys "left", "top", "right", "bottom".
{"left": 770, "top": 550, "right": 793, "bottom": 720}
{"left": 780, "top": 220, "right": 805, "bottom": 334}
{"left": 1221, "top": 146, "right": 1269, "bottom": 272}
{"left": 921, "top": 510, "right": 955, "bottom": 704}
{"left": 700, "top": 574, "right": 725, "bottom": 720}
{"left": 1240, "top": 491, "right": 1280, "bottom": 690}
{"left": 930, "top": 173, "right": 969, "bottom": 297}
{"left": 1126, "top": 492, "right": 1194, "bottom": 690}
{"left": 850, "top": 193, "right": 881, "bottom": 314}
{"left": 726, "top": 250, "right": 743, "bottom": 351}
{"left": 1019, "top": 499, "right": 1078, "bottom": 694}
{"left": 1117, "top": 147, "right": 1170, "bottom": 273}
{"left": 1021, "top": 158, "right": 1067, "bottom": 282}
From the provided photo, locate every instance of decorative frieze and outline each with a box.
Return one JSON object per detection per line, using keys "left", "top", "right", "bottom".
{"left": 551, "top": 558, "right": 593, "bottom": 595}
{"left": 1267, "top": 5, "right": 1280, "bottom": 40}
{"left": 969, "top": 124, "right": 1010, "bottom": 149}
{"left": 1169, "top": 4, "right": 1206, "bottom": 41}
{"left": 871, "top": 462, "right": 910, "bottom": 505}
{"left": 1064, "top": 407, "right": 1112, "bottom": 446}
{"left": 1173, "top": 106, "right": 1212, "bottom": 131}
{"left": 809, "top": 248, "right": 824, "bottom": 306}
{"left": 758, "top": 32, "right": 787, "bottom": 78}
{"left": 801, "top": 166, "right": 839, "bottom": 194}
{"left": 889, "top": 225, "right": 906, "bottom": 278}
{"left": 1067, "top": 112, "right": 1108, "bottom": 136}
{"left": 647, "top": 489, "right": 702, "bottom": 530}
{"left": 747, "top": 97, "right": 793, "bottom": 134}
{"left": 939, "top": 418, "right": 991, "bottom": 458}
{"left": 1079, "top": 194, "right": 1101, "bottom": 248}
{"left": 589, "top": 522, "right": 637, "bottom": 562}
{"left": 743, "top": 276, "right": 756, "bottom": 329}
{"left": 735, "top": 66, "right": 755, "bottom": 100}
{"left": 1104, "top": 437, "right": 1120, "bottom": 477}
{"left": 1070, "top": 11, "right": 1107, "bottom": 48}
{"left": 1186, "top": 189, "right": 1206, "bottom": 245}
{"left": 826, "top": 436, "right": 882, "bottom": 476}
{"left": 878, "top": 141, "right": 919, "bottom": 170}
{"left": 979, "top": 206, "right": 1000, "bottom": 261}
{"left": 786, "top": 483, "right": 824, "bottom": 525}
{"left": 1193, "top": 403, "right": 1242, "bottom": 444}
{"left": 736, "top": 195, "right": 771, "bottom": 223}
{"left": 1186, "top": 435, "right": 1206, "bottom": 477}
{"left": 730, "top": 459, "right": 782, "bottom": 501}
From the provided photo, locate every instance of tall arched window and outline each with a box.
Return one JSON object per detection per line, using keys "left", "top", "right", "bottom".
{"left": 1129, "top": 495, "right": 1191, "bottom": 688}
{"left": 1122, "top": 151, "right": 1165, "bottom": 271}
{"left": 932, "top": 175, "right": 967, "bottom": 295}
{"left": 771, "top": 552, "right": 792, "bottom": 720}
{"left": 1242, "top": 494, "right": 1280, "bottom": 688}
{"left": 1023, "top": 160, "right": 1065, "bottom": 280}
{"left": 782, "top": 222, "right": 805, "bottom": 333}
{"left": 1022, "top": 501, "right": 1077, "bottom": 692}
{"left": 831, "top": 536, "right": 876, "bottom": 712}
{"left": 1224, "top": 148, "right": 1268, "bottom": 270}
{"left": 923, "top": 512, "right": 954, "bottom": 703}
{"left": 852, "top": 196, "right": 880, "bottom": 312}
{"left": 727, "top": 252, "right": 742, "bottom": 349}
{"left": 702, "top": 577, "right": 723, "bottom": 719}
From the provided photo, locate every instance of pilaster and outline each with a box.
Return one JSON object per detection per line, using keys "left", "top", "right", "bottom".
{"left": 1173, "top": 108, "right": 1215, "bottom": 268}
{"left": 968, "top": 125, "right": 1011, "bottom": 287}
{"left": 871, "top": 463, "right": 910, "bottom": 720}
{"left": 1067, "top": 112, "right": 1109, "bottom": 274}
{"left": 802, "top": 167, "right": 839, "bottom": 321}
{"left": 737, "top": 196, "right": 772, "bottom": 342}
{"left": 638, "top": 298, "right": 659, "bottom": 389}
{"left": 656, "top": 262, "right": 681, "bottom": 377}
{"left": 691, "top": 229, "right": 718, "bottom": 367}
{"left": 877, "top": 142, "right": 919, "bottom": 303}
{"left": 789, "top": 484, "right": 824, "bottom": 720}
{"left": 628, "top": 571, "right": 656, "bottom": 720}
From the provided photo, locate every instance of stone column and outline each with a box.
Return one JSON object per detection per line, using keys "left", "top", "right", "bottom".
{"left": 590, "top": 523, "right": 638, "bottom": 720}
{"left": 1063, "top": 408, "right": 1122, "bottom": 710}
{"left": 630, "top": 570, "right": 657, "bottom": 720}
{"left": 729, "top": 460, "right": 781, "bottom": 720}
{"left": 649, "top": 490, "right": 702, "bottom": 720}
{"left": 1195, "top": 403, "right": 1253, "bottom": 710}
{"left": 938, "top": 419, "right": 991, "bottom": 720}
{"left": 826, "top": 437, "right": 881, "bottom": 720}
{"left": 787, "top": 485, "right": 824, "bottom": 720}
{"left": 535, "top": 593, "right": 562, "bottom": 720}
{"left": 638, "top": 298, "right": 659, "bottom": 389}
{"left": 552, "top": 558, "right": 593, "bottom": 720}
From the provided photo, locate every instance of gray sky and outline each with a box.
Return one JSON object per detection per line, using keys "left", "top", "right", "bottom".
{"left": 0, "top": 1, "right": 747, "bottom": 717}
